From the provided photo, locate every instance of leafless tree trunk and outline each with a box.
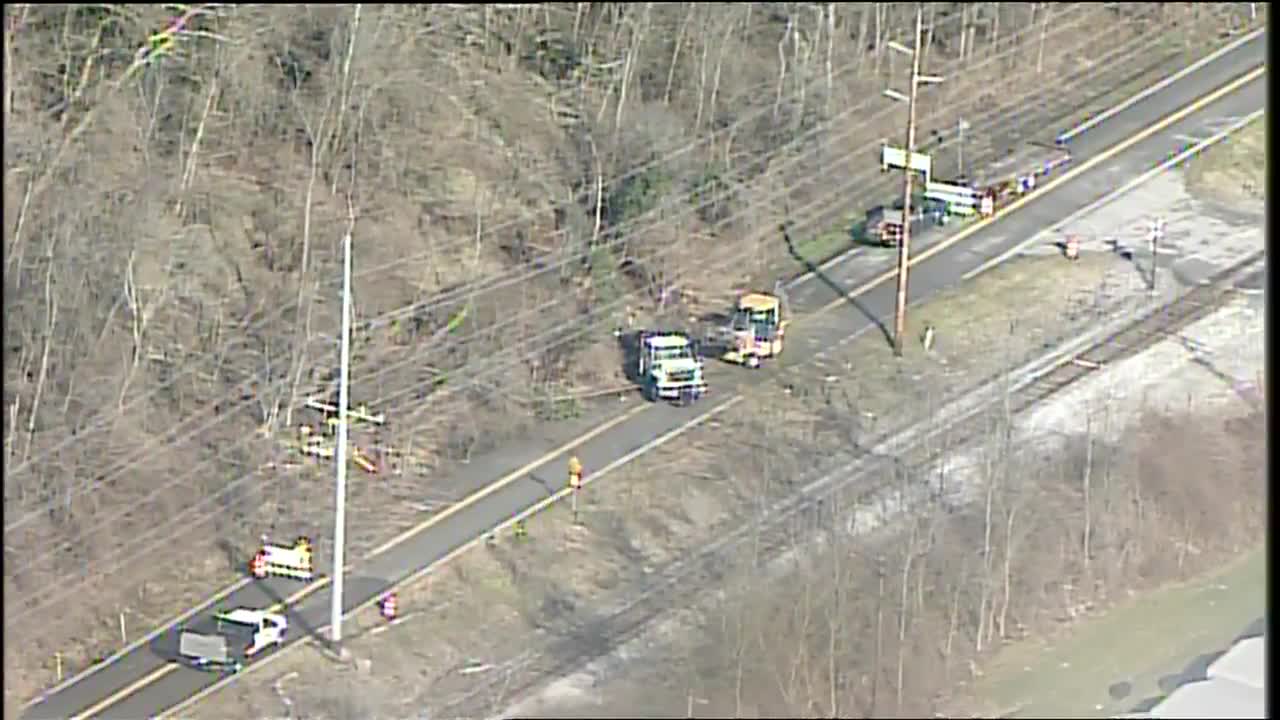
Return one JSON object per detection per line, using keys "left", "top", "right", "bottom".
{"left": 992, "top": 2, "right": 1003, "bottom": 55}
{"left": 895, "top": 522, "right": 918, "bottom": 713}
{"left": 732, "top": 594, "right": 747, "bottom": 717}
{"left": 329, "top": 4, "right": 364, "bottom": 196}
{"left": 921, "top": 1, "right": 938, "bottom": 69}
{"left": 664, "top": 3, "right": 696, "bottom": 106}
{"left": 944, "top": 556, "right": 968, "bottom": 675}
{"left": 976, "top": 444, "right": 997, "bottom": 654}
{"left": 174, "top": 76, "right": 220, "bottom": 218}
{"left": 873, "top": 3, "right": 886, "bottom": 73}
{"left": 998, "top": 504, "right": 1018, "bottom": 639}
{"left": 118, "top": 250, "right": 169, "bottom": 410}
{"left": 871, "top": 557, "right": 885, "bottom": 715}
{"left": 1082, "top": 414, "right": 1095, "bottom": 575}
{"left": 23, "top": 233, "right": 58, "bottom": 464}
{"left": 7, "top": 173, "right": 35, "bottom": 289}
{"left": 706, "top": 9, "right": 741, "bottom": 135}
{"left": 824, "top": 3, "right": 835, "bottom": 112}
{"left": 854, "top": 5, "right": 872, "bottom": 68}
{"left": 612, "top": 2, "right": 651, "bottom": 142}
{"left": 1036, "top": 2, "right": 1052, "bottom": 73}
{"left": 694, "top": 7, "right": 711, "bottom": 130}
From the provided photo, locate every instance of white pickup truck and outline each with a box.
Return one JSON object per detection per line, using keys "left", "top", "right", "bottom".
{"left": 179, "top": 608, "right": 287, "bottom": 672}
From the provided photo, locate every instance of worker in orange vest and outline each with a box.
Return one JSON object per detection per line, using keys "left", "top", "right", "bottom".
{"left": 568, "top": 455, "right": 584, "bottom": 491}
{"left": 1064, "top": 235, "right": 1080, "bottom": 262}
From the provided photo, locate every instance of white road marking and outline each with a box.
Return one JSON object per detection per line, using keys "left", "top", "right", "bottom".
{"left": 1055, "top": 27, "right": 1264, "bottom": 143}
{"left": 962, "top": 109, "right": 1264, "bottom": 281}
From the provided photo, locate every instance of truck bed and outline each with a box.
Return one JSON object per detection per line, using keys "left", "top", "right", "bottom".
{"left": 178, "top": 631, "right": 233, "bottom": 666}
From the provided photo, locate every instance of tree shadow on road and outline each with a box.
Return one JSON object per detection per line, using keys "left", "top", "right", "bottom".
{"left": 781, "top": 223, "right": 893, "bottom": 349}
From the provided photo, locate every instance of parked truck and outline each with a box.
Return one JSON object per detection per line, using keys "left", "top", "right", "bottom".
{"left": 634, "top": 331, "right": 708, "bottom": 404}
{"left": 179, "top": 608, "right": 288, "bottom": 673}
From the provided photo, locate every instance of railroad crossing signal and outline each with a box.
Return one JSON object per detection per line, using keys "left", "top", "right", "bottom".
{"left": 1148, "top": 217, "right": 1166, "bottom": 294}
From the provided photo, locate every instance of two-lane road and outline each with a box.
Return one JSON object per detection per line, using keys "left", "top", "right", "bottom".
{"left": 23, "top": 28, "right": 1265, "bottom": 720}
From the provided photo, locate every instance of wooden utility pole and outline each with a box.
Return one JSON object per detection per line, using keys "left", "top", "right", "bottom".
{"left": 885, "top": 5, "right": 943, "bottom": 357}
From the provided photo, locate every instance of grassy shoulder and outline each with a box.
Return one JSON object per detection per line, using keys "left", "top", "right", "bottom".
{"left": 1182, "top": 117, "right": 1266, "bottom": 206}
{"left": 771, "top": 250, "right": 1129, "bottom": 431}
{"left": 960, "top": 546, "right": 1265, "bottom": 718}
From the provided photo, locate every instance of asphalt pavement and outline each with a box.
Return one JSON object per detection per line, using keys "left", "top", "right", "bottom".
{"left": 24, "top": 29, "right": 1266, "bottom": 720}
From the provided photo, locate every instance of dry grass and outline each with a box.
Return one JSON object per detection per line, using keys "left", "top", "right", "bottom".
{"left": 957, "top": 547, "right": 1264, "bottom": 718}
{"left": 509, "top": 384, "right": 1265, "bottom": 718}
{"left": 1182, "top": 117, "right": 1266, "bottom": 206}
{"left": 751, "top": 250, "right": 1140, "bottom": 445}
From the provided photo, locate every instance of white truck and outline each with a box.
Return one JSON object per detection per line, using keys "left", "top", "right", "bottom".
{"left": 179, "top": 608, "right": 288, "bottom": 672}
{"left": 636, "top": 332, "right": 708, "bottom": 404}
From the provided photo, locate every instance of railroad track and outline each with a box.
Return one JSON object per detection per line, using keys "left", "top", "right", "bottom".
{"left": 1016, "top": 249, "right": 1265, "bottom": 411}
{"left": 437, "top": 250, "right": 1266, "bottom": 720}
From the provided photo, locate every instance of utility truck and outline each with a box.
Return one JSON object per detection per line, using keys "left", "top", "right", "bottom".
{"left": 178, "top": 608, "right": 288, "bottom": 673}
{"left": 635, "top": 331, "right": 708, "bottom": 404}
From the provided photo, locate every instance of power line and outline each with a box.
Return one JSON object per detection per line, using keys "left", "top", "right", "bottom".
{"left": 4, "top": 146, "right": 1148, "bottom": 624}
{"left": 2, "top": 13, "right": 1165, "bottom": 537}
{"left": 3, "top": 3, "right": 1102, "bottom": 482}
{"left": 5, "top": 9, "right": 1172, "bottom": 609}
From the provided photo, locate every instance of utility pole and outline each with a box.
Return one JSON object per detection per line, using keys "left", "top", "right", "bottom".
{"left": 329, "top": 226, "right": 354, "bottom": 654}
{"left": 884, "top": 4, "right": 943, "bottom": 357}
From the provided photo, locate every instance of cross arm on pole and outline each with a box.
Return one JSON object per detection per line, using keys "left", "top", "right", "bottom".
{"left": 886, "top": 40, "right": 914, "bottom": 56}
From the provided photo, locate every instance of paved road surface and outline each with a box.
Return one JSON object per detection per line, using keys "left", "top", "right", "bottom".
{"left": 24, "top": 30, "right": 1265, "bottom": 720}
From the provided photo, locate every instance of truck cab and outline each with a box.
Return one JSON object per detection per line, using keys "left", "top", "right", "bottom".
{"left": 214, "top": 608, "right": 288, "bottom": 655}
{"left": 638, "top": 332, "right": 708, "bottom": 404}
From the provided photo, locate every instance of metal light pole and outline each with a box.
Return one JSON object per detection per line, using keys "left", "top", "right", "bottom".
{"left": 884, "top": 5, "right": 944, "bottom": 357}
{"left": 330, "top": 228, "right": 354, "bottom": 651}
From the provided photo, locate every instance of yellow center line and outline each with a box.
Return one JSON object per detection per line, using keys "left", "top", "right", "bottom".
{"left": 67, "top": 402, "right": 654, "bottom": 720}
{"left": 818, "top": 64, "right": 1265, "bottom": 313}
{"left": 78, "top": 62, "right": 1264, "bottom": 720}
{"left": 962, "top": 108, "right": 1265, "bottom": 281}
